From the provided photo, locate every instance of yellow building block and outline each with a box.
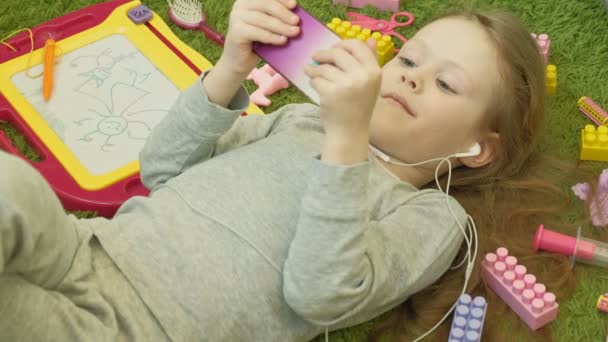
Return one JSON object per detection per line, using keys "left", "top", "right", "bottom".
{"left": 546, "top": 64, "right": 557, "bottom": 95}
{"left": 580, "top": 124, "right": 608, "bottom": 161}
{"left": 327, "top": 18, "right": 395, "bottom": 66}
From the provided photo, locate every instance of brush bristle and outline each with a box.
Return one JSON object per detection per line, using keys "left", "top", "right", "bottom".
{"left": 167, "top": 0, "right": 203, "bottom": 25}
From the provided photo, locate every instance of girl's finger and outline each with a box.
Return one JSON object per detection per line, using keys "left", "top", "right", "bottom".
{"left": 304, "top": 63, "right": 343, "bottom": 83}
{"left": 309, "top": 76, "right": 334, "bottom": 96}
{"left": 339, "top": 39, "right": 379, "bottom": 69}
{"left": 312, "top": 45, "right": 360, "bottom": 73}
{"left": 256, "top": 0, "right": 300, "bottom": 26}
{"left": 276, "top": 0, "right": 298, "bottom": 10}
{"left": 241, "top": 11, "right": 300, "bottom": 38}
{"left": 237, "top": 23, "right": 287, "bottom": 45}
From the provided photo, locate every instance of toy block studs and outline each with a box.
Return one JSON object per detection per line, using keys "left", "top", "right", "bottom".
{"left": 327, "top": 18, "right": 395, "bottom": 66}
{"left": 481, "top": 247, "right": 559, "bottom": 330}
{"left": 580, "top": 124, "right": 608, "bottom": 162}
{"left": 128, "top": 5, "right": 153, "bottom": 25}
{"left": 449, "top": 294, "right": 487, "bottom": 342}
{"left": 332, "top": 0, "right": 399, "bottom": 12}
{"left": 531, "top": 33, "right": 551, "bottom": 65}
{"left": 546, "top": 64, "right": 557, "bottom": 95}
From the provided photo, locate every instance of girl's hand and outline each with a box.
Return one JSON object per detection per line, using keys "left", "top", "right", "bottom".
{"left": 219, "top": 0, "right": 301, "bottom": 76}
{"left": 304, "top": 39, "right": 381, "bottom": 151}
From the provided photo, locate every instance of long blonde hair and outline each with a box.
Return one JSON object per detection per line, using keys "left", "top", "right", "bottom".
{"left": 370, "top": 8, "right": 603, "bottom": 341}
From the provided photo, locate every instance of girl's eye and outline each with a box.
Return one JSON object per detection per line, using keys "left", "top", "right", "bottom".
{"left": 437, "top": 79, "right": 456, "bottom": 94}
{"left": 399, "top": 57, "right": 416, "bottom": 67}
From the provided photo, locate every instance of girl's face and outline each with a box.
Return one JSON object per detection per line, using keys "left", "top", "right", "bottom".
{"left": 369, "top": 17, "right": 501, "bottom": 171}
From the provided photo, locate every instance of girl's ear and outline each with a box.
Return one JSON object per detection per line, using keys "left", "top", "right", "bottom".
{"left": 460, "top": 132, "right": 500, "bottom": 168}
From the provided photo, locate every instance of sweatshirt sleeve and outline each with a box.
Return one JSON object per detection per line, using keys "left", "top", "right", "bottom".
{"left": 282, "top": 159, "right": 467, "bottom": 327}
{"left": 139, "top": 70, "right": 318, "bottom": 191}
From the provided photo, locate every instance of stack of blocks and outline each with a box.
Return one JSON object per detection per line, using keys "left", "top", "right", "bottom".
{"left": 531, "top": 33, "right": 550, "bottom": 65}
{"left": 545, "top": 64, "right": 557, "bottom": 95}
{"left": 326, "top": 18, "right": 395, "bottom": 66}
{"left": 481, "top": 247, "right": 559, "bottom": 330}
{"left": 580, "top": 125, "right": 608, "bottom": 162}
{"left": 531, "top": 33, "right": 556, "bottom": 95}
{"left": 448, "top": 294, "right": 487, "bottom": 342}
{"left": 331, "top": 0, "right": 399, "bottom": 12}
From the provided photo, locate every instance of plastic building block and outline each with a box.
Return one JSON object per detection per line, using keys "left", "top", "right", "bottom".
{"left": 128, "top": 4, "right": 153, "bottom": 25}
{"left": 578, "top": 96, "right": 608, "bottom": 125}
{"left": 546, "top": 64, "right": 557, "bottom": 95}
{"left": 598, "top": 293, "right": 608, "bottom": 313}
{"left": 448, "top": 294, "right": 487, "bottom": 342}
{"left": 531, "top": 33, "right": 550, "bottom": 64}
{"left": 246, "top": 64, "right": 290, "bottom": 107}
{"left": 580, "top": 124, "right": 608, "bottom": 162}
{"left": 332, "top": 0, "right": 399, "bottom": 12}
{"left": 481, "top": 247, "right": 559, "bottom": 330}
{"left": 326, "top": 18, "right": 395, "bottom": 66}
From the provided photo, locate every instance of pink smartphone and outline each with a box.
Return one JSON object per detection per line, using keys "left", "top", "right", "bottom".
{"left": 252, "top": 6, "right": 341, "bottom": 104}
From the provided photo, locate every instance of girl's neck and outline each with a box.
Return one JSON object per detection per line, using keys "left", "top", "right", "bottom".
{"left": 370, "top": 154, "right": 457, "bottom": 189}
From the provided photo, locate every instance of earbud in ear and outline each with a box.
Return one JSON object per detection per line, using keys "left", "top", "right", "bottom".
{"left": 454, "top": 143, "right": 481, "bottom": 158}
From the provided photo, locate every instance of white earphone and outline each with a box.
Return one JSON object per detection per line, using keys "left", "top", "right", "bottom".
{"left": 365, "top": 143, "right": 481, "bottom": 342}
{"left": 453, "top": 142, "right": 482, "bottom": 158}
{"left": 368, "top": 142, "right": 481, "bottom": 164}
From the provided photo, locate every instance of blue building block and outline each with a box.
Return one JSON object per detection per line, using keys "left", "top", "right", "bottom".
{"left": 448, "top": 294, "right": 487, "bottom": 342}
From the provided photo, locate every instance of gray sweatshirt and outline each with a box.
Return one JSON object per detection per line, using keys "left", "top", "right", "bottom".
{"left": 92, "top": 71, "right": 467, "bottom": 342}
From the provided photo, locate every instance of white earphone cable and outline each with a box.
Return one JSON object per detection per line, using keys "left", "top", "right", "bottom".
{"left": 367, "top": 145, "right": 479, "bottom": 342}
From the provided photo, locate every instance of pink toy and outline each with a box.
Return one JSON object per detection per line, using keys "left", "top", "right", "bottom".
{"left": 534, "top": 224, "right": 608, "bottom": 268}
{"left": 572, "top": 168, "right": 608, "bottom": 226}
{"left": 246, "top": 64, "right": 290, "bottom": 107}
{"left": 332, "top": 0, "right": 399, "bottom": 12}
{"left": 481, "top": 247, "right": 559, "bottom": 330}
{"left": 531, "top": 33, "right": 550, "bottom": 64}
{"left": 346, "top": 11, "right": 414, "bottom": 44}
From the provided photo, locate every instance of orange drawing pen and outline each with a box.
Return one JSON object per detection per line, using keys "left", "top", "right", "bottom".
{"left": 42, "top": 38, "right": 57, "bottom": 101}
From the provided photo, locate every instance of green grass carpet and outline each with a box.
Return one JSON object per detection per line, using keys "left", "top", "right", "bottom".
{"left": 1, "top": 0, "right": 608, "bottom": 341}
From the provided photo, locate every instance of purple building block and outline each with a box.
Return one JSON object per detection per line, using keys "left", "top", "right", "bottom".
{"left": 448, "top": 294, "right": 487, "bottom": 342}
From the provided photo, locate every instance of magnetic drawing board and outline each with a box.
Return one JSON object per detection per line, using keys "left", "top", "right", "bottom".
{"left": 0, "top": 0, "right": 263, "bottom": 217}
{"left": 11, "top": 34, "right": 180, "bottom": 176}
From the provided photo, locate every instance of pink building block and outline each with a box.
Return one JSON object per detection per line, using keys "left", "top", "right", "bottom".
{"left": 332, "top": 0, "right": 399, "bottom": 12}
{"left": 246, "top": 64, "right": 290, "bottom": 107}
{"left": 531, "top": 33, "right": 550, "bottom": 64}
{"left": 481, "top": 247, "right": 559, "bottom": 330}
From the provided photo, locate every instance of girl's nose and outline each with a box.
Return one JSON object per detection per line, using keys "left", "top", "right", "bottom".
{"left": 401, "top": 75, "right": 421, "bottom": 92}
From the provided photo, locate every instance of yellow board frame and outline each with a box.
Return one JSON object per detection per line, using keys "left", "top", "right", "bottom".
{"left": 0, "top": 1, "right": 263, "bottom": 191}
